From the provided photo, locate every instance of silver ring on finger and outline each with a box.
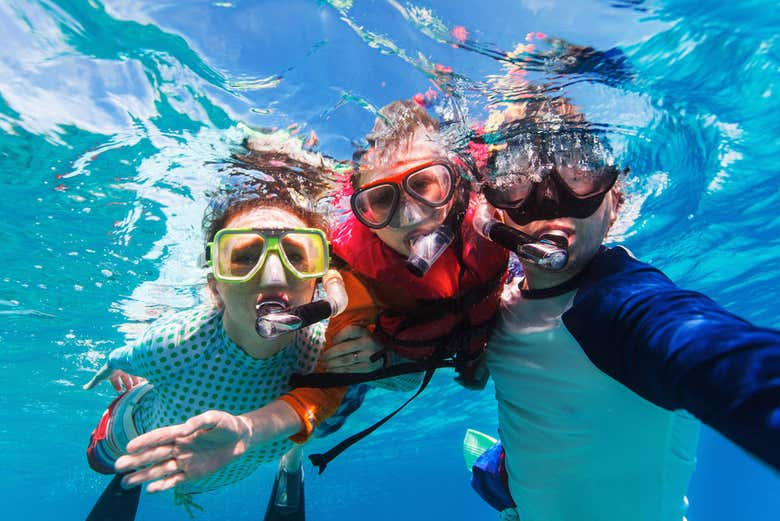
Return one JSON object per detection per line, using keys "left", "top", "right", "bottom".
{"left": 353, "top": 352, "right": 359, "bottom": 362}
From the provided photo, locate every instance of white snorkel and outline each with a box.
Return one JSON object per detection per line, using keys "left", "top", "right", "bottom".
{"left": 405, "top": 223, "right": 457, "bottom": 277}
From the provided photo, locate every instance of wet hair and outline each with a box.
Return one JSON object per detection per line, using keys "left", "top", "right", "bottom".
{"left": 366, "top": 99, "right": 440, "bottom": 148}
{"left": 351, "top": 99, "right": 441, "bottom": 190}
{"left": 203, "top": 130, "right": 335, "bottom": 247}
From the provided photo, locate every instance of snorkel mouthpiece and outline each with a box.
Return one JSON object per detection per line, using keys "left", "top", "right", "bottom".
{"left": 519, "top": 234, "right": 569, "bottom": 271}
{"left": 255, "top": 270, "right": 348, "bottom": 338}
{"left": 405, "top": 224, "right": 456, "bottom": 277}
{"left": 539, "top": 231, "right": 568, "bottom": 250}
{"left": 474, "top": 202, "right": 569, "bottom": 272}
{"left": 255, "top": 299, "right": 301, "bottom": 338}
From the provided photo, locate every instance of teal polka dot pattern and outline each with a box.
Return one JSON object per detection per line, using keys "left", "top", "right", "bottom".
{"left": 107, "top": 305, "right": 326, "bottom": 494}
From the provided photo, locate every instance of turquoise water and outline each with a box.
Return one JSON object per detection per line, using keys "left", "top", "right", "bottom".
{"left": 1, "top": 0, "right": 779, "bottom": 519}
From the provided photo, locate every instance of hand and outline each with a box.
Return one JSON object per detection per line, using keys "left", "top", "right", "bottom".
{"left": 109, "top": 370, "right": 146, "bottom": 392}
{"left": 323, "top": 325, "right": 385, "bottom": 373}
{"left": 83, "top": 365, "right": 146, "bottom": 392}
{"left": 115, "top": 410, "right": 252, "bottom": 493}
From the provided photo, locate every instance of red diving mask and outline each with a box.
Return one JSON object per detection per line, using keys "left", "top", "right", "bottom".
{"left": 350, "top": 161, "right": 457, "bottom": 229}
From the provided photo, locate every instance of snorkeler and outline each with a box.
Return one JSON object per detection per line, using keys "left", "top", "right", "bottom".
{"left": 470, "top": 99, "right": 780, "bottom": 521}
{"left": 286, "top": 98, "right": 514, "bottom": 470}
{"left": 82, "top": 134, "right": 343, "bottom": 521}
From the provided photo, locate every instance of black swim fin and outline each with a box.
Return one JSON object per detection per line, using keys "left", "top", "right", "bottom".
{"left": 263, "top": 466, "right": 305, "bottom": 521}
{"left": 86, "top": 473, "right": 141, "bottom": 521}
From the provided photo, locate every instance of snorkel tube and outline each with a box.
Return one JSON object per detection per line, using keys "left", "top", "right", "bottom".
{"left": 255, "top": 270, "right": 348, "bottom": 338}
{"left": 473, "top": 201, "right": 569, "bottom": 271}
{"left": 404, "top": 179, "right": 470, "bottom": 278}
{"left": 405, "top": 223, "right": 456, "bottom": 277}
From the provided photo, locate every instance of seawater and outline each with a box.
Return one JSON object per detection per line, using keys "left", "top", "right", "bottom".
{"left": 0, "top": 1, "right": 778, "bottom": 520}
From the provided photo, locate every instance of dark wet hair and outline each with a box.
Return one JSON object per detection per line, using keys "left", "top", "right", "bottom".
{"left": 202, "top": 131, "right": 334, "bottom": 247}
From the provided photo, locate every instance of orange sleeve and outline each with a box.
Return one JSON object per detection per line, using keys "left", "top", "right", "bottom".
{"left": 279, "top": 269, "right": 379, "bottom": 443}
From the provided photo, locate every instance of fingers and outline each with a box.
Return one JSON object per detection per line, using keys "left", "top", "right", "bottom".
{"left": 101, "top": 369, "right": 145, "bottom": 393}
{"left": 325, "top": 348, "right": 384, "bottom": 373}
{"left": 323, "top": 337, "right": 366, "bottom": 360}
{"left": 109, "top": 373, "right": 123, "bottom": 392}
{"left": 114, "top": 411, "right": 232, "bottom": 493}
{"left": 120, "top": 458, "right": 180, "bottom": 488}
{"left": 325, "top": 350, "right": 360, "bottom": 369}
{"left": 331, "top": 325, "right": 369, "bottom": 345}
{"left": 325, "top": 329, "right": 381, "bottom": 361}
{"left": 121, "top": 373, "right": 134, "bottom": 391}
{"left": 146, "top": 472, "right": 187, "bottom": 494}
{"left": 124, "top": 413, "right": 216, "bottom": 454}
{"left": 82, "top": 364, "right": 113, "bottom": 391}
{"left": 325, "top": 327, "right": 384, "bottom": 373}
{"left": 115, "top": 444, "right": 177, "bottom": 473}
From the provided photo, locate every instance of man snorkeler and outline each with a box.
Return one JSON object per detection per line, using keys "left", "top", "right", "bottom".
{"left": 470, "top": 100, "right": 780, "bottom": 521}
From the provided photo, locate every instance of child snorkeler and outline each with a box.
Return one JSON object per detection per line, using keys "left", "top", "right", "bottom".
{"left": 294, "top": 99, "right": 515, "bottom": 469}
{"left": 235, "top": 98, "right": 517, "bottom": 471}
{"left": 83, "top": 130, "right": 346, "bottom": 520}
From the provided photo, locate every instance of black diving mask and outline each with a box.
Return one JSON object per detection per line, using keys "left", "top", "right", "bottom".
{"left": 482, "top": 131, "right": 624, "bottom": 225}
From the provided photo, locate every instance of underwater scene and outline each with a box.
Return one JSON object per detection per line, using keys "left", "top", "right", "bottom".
{"left": 1, "top": 0, "right": 779, "bottom": 520}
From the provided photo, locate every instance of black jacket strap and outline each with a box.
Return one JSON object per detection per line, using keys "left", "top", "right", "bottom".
{"left": 308, "top": 364, "right": 437, "bottom": 474}
{"left": 288, "top": 359, "right": 454, "bottom": 388}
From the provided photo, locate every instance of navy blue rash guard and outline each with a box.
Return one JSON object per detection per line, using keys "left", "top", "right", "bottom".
{"left": 563, "top": 246, "right": 780, "bottom": 471}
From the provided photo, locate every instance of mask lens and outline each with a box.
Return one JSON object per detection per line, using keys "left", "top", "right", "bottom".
{"left": 405, "top": 164, "right": 453, "bottom": 205}
{"left": 486, "top": 140, "right": 540, "bottom": 208}
{"left": 281, "top": 232, "right": 327, "bottom": 277}
{"left": 549, "top": 129, "right": 618, "bottom": 197}
{"left": 555, "top": 165, "right": 617, "bottom": 197}
{"left": 353, "top": 184, "right": 399, "bottom": 228}
{"left": 483, "top": 175, "right": 535, "bottom": 208}
{"left": 217, "top": 232, "right": 266, "bottom": 279}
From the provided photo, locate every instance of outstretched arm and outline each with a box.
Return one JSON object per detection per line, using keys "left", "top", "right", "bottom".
{"left": 83, "top": 342, "right": 151, "bottom": 391}
{"left": 115, "top": 400, "right": 303, "bottom": 492}
{"left": 563, "top": 247, "right": 780, "bottom": 471}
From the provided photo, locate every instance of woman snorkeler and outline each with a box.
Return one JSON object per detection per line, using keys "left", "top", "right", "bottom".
{"left": 83, "top": 130, "right": 346, "bottom": 520}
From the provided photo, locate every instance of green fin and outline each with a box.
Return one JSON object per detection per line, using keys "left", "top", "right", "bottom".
{"left": 463, "top": 428, "right": 498, "bottom": 471}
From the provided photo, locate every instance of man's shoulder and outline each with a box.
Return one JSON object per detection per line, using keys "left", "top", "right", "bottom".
{"left": 592, "top": 245, "right": 638, "bottom": 267}
{"left": 577, "top": 245, "right": 673, "bottom": 295}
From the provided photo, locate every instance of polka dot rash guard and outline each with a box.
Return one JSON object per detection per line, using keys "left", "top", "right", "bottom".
{"left": 106, "top": 305, "right": 325, "bottom": 493}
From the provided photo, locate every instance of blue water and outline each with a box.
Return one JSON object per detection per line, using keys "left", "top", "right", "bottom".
{"left": 1, "top": 0, "right": 779, "bottom": 519}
